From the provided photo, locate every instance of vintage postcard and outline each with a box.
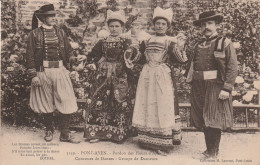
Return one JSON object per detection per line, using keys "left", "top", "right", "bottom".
{"left": 1, "top": 0, "right": 260, "bottom": 165}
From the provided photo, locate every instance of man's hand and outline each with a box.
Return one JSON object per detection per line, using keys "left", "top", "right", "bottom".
{"left": 32, "top": 77, "right": 41, "bottom": 87}
{"left": 86, "top": 64, "right": 97, "bottom": 71}
{"left": 218, "top": 90, "right": 230, "bottom": 100}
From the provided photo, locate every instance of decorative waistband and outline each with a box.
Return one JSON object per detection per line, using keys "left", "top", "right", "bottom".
{"left": 147, "top": 61, "right": 165, "bottom": 67}
{"left": 43, "top": 60, "right": 63, "bottom": 68}
{"left": 193, "top": 70, "right": 217, "bottom": 80}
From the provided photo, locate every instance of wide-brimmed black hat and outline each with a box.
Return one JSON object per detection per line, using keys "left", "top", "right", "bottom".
{"left": 193, "top": 11, "right": 223, "bottom": 27}
{"left": 36, "top": 4, "right": 57, "bottom": 16}
{"left": 32, "top": 4, "right": 57, "bottom": 30}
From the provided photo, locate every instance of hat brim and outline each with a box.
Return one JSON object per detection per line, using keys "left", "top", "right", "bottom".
{"left": 193, "top": 14, "right": 223, "bottom": 26}
{"left": 36, "top": 11, "right": 57, "bottom": 15}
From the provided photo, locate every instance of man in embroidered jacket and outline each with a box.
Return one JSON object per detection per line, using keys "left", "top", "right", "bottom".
{"left": 25, "top": 4, "right": 84, "bottom": 143}
{"left": 185, "top": 11, "right": 238, "bottom": 158}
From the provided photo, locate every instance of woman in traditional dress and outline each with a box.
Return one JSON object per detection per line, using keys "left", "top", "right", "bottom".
{"left": 132, "top": 7, "right": 188, "bottom": 155}
{"left": 83, "top": 10, "right": 138, "bottom": 143}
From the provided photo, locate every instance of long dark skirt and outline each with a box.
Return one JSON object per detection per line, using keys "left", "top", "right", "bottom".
{"left": 190, "top": 79, "right": 233, "bottom": 130}
{"left": 84, "top": 62, "right": 137, "bottom": 143}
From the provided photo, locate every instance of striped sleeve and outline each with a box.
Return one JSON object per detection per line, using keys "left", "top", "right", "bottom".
{"left": 27, "top": 68, "right": 37, "bottom": 79}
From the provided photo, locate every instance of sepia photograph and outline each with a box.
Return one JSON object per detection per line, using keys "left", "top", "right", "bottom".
{"left": 1, "top": 0, "right": 260, "bottom": 164}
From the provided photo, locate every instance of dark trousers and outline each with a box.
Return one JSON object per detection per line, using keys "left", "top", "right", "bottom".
{"left": 204, "top": 127, "right": 221, "bottom": 156}
{"left": 43, "top": 113, "right": 54, "bottom": 132}
{"left": 43, "top": 113, "right": 71, "bottom": 139}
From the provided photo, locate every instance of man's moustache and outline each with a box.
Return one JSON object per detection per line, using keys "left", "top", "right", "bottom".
{"left": 204, "top": 29, "right": 211, "bottom": 33}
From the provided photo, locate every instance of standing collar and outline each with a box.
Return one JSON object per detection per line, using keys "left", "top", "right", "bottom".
{"left": 199, "top": 32, "right": 219, "bottom": 47}
{"left": 41, "top": 24, "right": 54, "bottom": 29}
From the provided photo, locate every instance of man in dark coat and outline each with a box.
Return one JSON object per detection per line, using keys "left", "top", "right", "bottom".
{"left": 25, "top": 4, "right": 84, "bottom": 143}
{"left": 185, "top": 11, "right": 238, "bottom": 159}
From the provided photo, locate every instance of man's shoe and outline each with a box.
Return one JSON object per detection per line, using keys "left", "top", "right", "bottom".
{"left": 201, "top": 149, "right": 218, "bottom": 157}
{"left": 202, "top": 150, "right": 208, "bottom": 156}
{"left": 192, "top": 150, "right": 217, "bottom": 160}
{"left": 60, "top": 136, "right": 81, "bottom": 144}
{"left": 44, "top": 131, "right": 53, "bottom": 142}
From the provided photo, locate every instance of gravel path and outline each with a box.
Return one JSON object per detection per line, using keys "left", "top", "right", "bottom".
{"left": 1, "top": 123, "right": 260, "bottom": 165}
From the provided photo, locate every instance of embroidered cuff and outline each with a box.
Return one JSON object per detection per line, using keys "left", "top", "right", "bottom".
{"left": 174, "top": 45, "right": 188, "bottom": 63}
{"left": 27, "top": 68, "right": 37, "bottom": 79}
{"left": 125, "top": 47, "right": 141, "bottom": 63}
